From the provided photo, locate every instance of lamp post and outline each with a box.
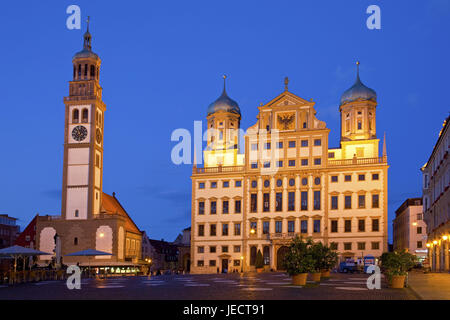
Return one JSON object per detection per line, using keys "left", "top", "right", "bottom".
{"left": 240, "top": 256, "right": 244, "bottom": 274}
{"left": 145, "top": 258, "right": 153, "bottom": 279}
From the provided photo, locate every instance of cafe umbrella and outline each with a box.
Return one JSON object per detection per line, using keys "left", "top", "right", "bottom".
{"left": 0, "top": 245, "right": 52, "bottom": 272}
{"left": 65, "top": 249, "right": 112, "bottom": 277}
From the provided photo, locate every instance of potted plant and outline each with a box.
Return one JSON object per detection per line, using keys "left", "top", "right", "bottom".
{"left": 310, "top": 242, "right": 324, "bottom": 282}
{"left": 255, "top": 250, "right": 264, "bottom": 273}
{"left": 381, "top": 250, "right": 417, "bottom": 288}
{"left": 284, "top": 236, "right": 315, "bottom": 285}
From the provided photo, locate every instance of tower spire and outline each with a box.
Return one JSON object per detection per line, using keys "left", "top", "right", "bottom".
{"left": 356, "top": 61, "right": 361, "bottom": 82}
{"left": 222, "top": 75, "right": 227, "bottom": 94}
{"left": 382, "top": 131, "right": 387, "bottom": 158}
{"left": 284, "top": 76, "right": 289, "bottom": 91}
{"left": 83, "top": 16, "right": 92, "bottom": 51}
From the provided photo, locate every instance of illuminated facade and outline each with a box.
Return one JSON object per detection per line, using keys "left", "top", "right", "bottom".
{"left": 422, "top": 116, "right": 450, "bottom": 272}
{"left": 191, "top": 64, "right": 389, "bottom": 274}
{"left": 36, "top": 23, "right": 142, "bottom": 268}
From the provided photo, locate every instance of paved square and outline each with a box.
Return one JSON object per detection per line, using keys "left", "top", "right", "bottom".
{"left": 0, "top": 272, "right": 417, "bottom": 300}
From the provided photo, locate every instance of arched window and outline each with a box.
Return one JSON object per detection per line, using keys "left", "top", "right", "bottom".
{"left": 84, "top": 64, "right": 88, "bottom": 77}
{"left": 74, "top": 210, "right": 79, "bottom": 217}
{"left": 72, "top": 109, "right": 79, "bottom": 123}
{"left": 74, "top": 237, "right": 78, "bottom": 245}
{"left": 250, "top": 246, "right": 257, "bottom": 266}
{"left": 82, "top": 109, "right": 88, "bottom": 122}
{"left": 78, "top": 64, "right": 81, "bottom": 77}
{"left": 73, "top": 65, "right": 76, "bottom": 79}
{"left": 90, "top": 65, "right": 95, "bottom": 78}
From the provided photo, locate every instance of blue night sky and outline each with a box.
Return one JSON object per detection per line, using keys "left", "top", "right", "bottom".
{"left": 0, "top": 1, "right": 449, "bottom": 243}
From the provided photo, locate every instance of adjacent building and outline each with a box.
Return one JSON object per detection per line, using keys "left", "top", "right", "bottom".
{"left": 35, "top": 23, "right": 142, "bottom": 270}
{"left": 421, "top": 116, "right": 450, "bottom": 271}
{"left": 393, "top": 198, "right": 427, "bottom": 262}
{"left": 15, "top": 215, "right": 38, "bottom": 249}
{"left": 147, "top": 239, "right": 179, "bottom": 273}
{"left": 173, "top": 227, "right": 191, "bottom": 272}
{"left": 191, "top": 64, "right": 389, "bottom": 274}
{"left": 0, "top": 215, "right": 20, "bottom": 249}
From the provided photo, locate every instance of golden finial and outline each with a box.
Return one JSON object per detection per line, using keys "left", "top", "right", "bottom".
{"left": 284, "top": 77, "right": 289, "bottom": 91}
{"left": 87, "top": 16, "right": 90, "bottom": 31}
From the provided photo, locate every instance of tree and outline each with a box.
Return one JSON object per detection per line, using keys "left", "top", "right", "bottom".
{"left": 284, "top": 236, "right": 316, "bottom": 276}
{"left": 255, "top": 250, "right": 264, "bottom": 269}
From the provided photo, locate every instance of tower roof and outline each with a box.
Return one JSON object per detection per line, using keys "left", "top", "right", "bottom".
{"left": 340, "top": 62, "right": 377, "bottom": 106}
{"left": 207, "top": 76, "right": 241, "bottom": 116}
{"left": 73, "top": 16, "right": 99, "bottom": 60}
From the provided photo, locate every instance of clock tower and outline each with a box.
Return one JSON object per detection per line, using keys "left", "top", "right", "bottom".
{"left": 62, "top": 20, "right": 105, "bottom": 220}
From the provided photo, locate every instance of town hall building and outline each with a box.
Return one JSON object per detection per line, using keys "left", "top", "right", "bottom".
{"left": 191, "top": 64, "right": 389, "bottom": 273}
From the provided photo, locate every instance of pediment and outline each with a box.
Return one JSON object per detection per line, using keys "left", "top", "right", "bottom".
{"left": 263, "top": 91, "right": 311, "bottom": 109}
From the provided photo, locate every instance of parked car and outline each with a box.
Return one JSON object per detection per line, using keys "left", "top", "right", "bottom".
{"left": 339, "top": 261, "right": 358, "bottom": 273}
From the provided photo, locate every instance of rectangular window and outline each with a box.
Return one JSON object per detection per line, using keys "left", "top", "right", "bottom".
{"left": 289, "top": 160, "right": 296, "bottom": 167}
{"left": 251, "top": 162, "right": 258, "bottom": 169}
{"left": 357, "top": 242, "right": 366, "bottom": 250}
{"left": 344, "top": 195, "right": 352, "bottom": 209}
{"left": 211, "top": 182, "right": 217, "bottom": 188}
{"left": 263, "top": 221, "right": 270, "bottom": 234}
{"left": 314, "top": 139, "right": 322, "bottom": 146}
{"left": 250, "top": 221, "right": 257, "bottom": 234}
{"left": 358, "top": 174, "right": 365, "bottom": 181}
{"left": 328, "top": 152, "right": 335, "bottom": 158}
{"left": 313, "top": 191, "right": 321, "bottom": 210}
{"left": 198, "top": 225, "right": 204, "bottom": 237}
{"left": 222, "top": 223, "right": 229, "bottom": 236}
{"left": 372, "top": 194, "right": 379, "bottom": 208}
{"left": 371, "top": 242, "right": 380, "bottom": 250}
{"left": 235, "top": 200, "right": 241, "bottom": 213}
{"left": 222, "top": 246, "right": 228, "bottom": 253}
{"left": 372, "top": 173, "right": 379, "bottom": 180}
{"left": 372, "top": 219, "right": 379, "bottom": 232}
{"left": 199, "top": 182, "right": 205, "bottom": 189}
{"left": 235, "top": 180, "right": 242, "bottom": 187}
{"left": 250, "top": 194, "right": 257, "bottom": 212}
{"left": 301, "top": 140, "right": 308, "bottom": 147}
{"left": 288, "top": 220, "right": 295, "bottom": 233}
{"left": 301, "top": 191, "right": 308, "bottom": 211}
{"left": 276, "top": 193, "right": 282, "bottom": 211}
{"left": 197, "top": 246, "right": 204, "bottom": 253}
{"left": 330, "top": 242, "right": 338, "bottom": 250}
{"left": 331, "top": 175, "right": 338, "bottom": 182}
{"left": 344, "top": 243, "right": 352, "bottom": 251}
{"left": 288, "top": 192, "right": 295, "bottom": 211}
{"left": 210, "top": 201, "right": 217, "bottom": 214}
{"left": 344, "top": 175, "right": 352, "bottom": 182}
{"left": 275, "top": 221, "right": 282, "bottom": 233}
{"left": 358, "top": 219, "right": 365, "bottom": 232}
{"left": 234, "top": 260, "right": 241, "bottom": 267}
{"left": 210, "top": 224, "right": 216, "bottom": 236}
{"left": 210, "top": 246, "right": 216, "bottom": 253}
{"left": 222, "top": 200, "right": 229, "bottom": 214}
{"left": 264, "top": 142, "right": 271, "bottom": 150}
{"left": 263, "top": 193, "right": 270, "bottom": 212}
{"left": 314, "top": 158, "right": 322, "bottom": 165}
{"left": 417, "top": 241, "right": 422, "bottom": 248}
{"left": 301, "top": 159, "right": 308, "bottom": 166}
{"left": 234, "top": 223, "right": 241, "bottom": 236}
{"left": 198, "top": 201, "right": 205, "bottom": 215}
{"left": 288, "top": 141, "right": 296, "bottom": 148}
{"left": 344, "top": 220, "right": 352, "bottom": 232}
{"left": 277, "top": 160, "right": 283, "bottom": 168}
{"left": 197, "top": 260, "right": 204, "bottom": 267}
{"left": 331, "top": 220, "right": 338, "bottom": 233}
{"left": 234, "top": 245, "right": 241, "bottom": 253}
{"left": 277, "top": 141, "right": 283, "bottom": 149}
{"left": 263, "top": 161, "right": 270, "bottom": 168}
{"left": 417, "top": 227, "right": 422, "bottom": 234}
{"left": 313, "top": 220, "right": 321, "bottom": 233}
{"left": 331, "top": 196, "right": 338, "bottom": 210}
{"left": 251, "top": 143, "right": 258, "bottom": 151}
{"left": 358, "top": 195, "right": 365, "bottom": 208}
{"left": 301, "top": 220, "right": 308, "bottom": 234}
{"left": 209, "top": 260, "right": 216, "bottom": 267}
{"left": 223, "top": 181, "right": 229, "bottom": 188}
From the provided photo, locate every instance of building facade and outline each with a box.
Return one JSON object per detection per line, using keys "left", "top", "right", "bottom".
{"left": 422, "top": 116, "right": 450, "bottom": 271}
{"left": 191, "top": 64, "right": 389, "bottom": 274}
{"left": 173, "top": 227, "right": 191, "bottom": 272}
{"left": 393, "top": 198, "right": 427, "bottom": 262}
{"left": 0, "top": 215, "right": 19, "bottom": 249}
{"left": 147, "top": 239, "right": 179, "bottom": 273}
{"left": 15, "top": 215, "right": 38, "bottom": 249}
{"left": 35, "top": 23, "right": 142, "bottom": 269}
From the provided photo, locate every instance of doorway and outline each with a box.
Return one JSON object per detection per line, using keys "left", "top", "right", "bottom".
{"left": 221, "top": 259, "right": 229, "bottom": 273}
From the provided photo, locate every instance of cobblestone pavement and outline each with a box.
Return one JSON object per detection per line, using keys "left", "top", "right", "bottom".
{"left": 407, "top": 271, "right": 450, "bottom": 300}
{"left": 0, "top": 272, "right": 417, "bottom": 300}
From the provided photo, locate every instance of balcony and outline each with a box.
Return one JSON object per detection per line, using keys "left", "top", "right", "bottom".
{"left": 328, "top": 156, "right": 387, "bottom": 167}
{"left": 193, "top": 165, "right": 244, "bottom": 175}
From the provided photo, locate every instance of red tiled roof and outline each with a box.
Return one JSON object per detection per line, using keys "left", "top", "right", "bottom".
{"left": 101, "top": 193, "right": 141, "bottom": 235}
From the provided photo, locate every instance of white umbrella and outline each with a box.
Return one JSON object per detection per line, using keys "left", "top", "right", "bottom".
{"left": 65, "top": 249, "right": 112, "bottom": 277}
{"left": 0, "top": 245, "right": 52, "bottom": 272}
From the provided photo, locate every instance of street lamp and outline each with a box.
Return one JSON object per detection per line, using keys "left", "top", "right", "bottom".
{"left": 442, "top": 235, "right": 448, "bottom": 241}
{"left": 250, "top": 229, "right": 255, "bottom": 235}
{"left": 240, "top": 256, "right": 244, "bottom": 273}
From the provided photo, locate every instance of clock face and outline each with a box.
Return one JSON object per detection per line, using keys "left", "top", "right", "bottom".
{"left": 72, "top": 125, "right": 88, "bottom": 142}
{"left": 96, "top": 128, "right": 102, "bottom": 144}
